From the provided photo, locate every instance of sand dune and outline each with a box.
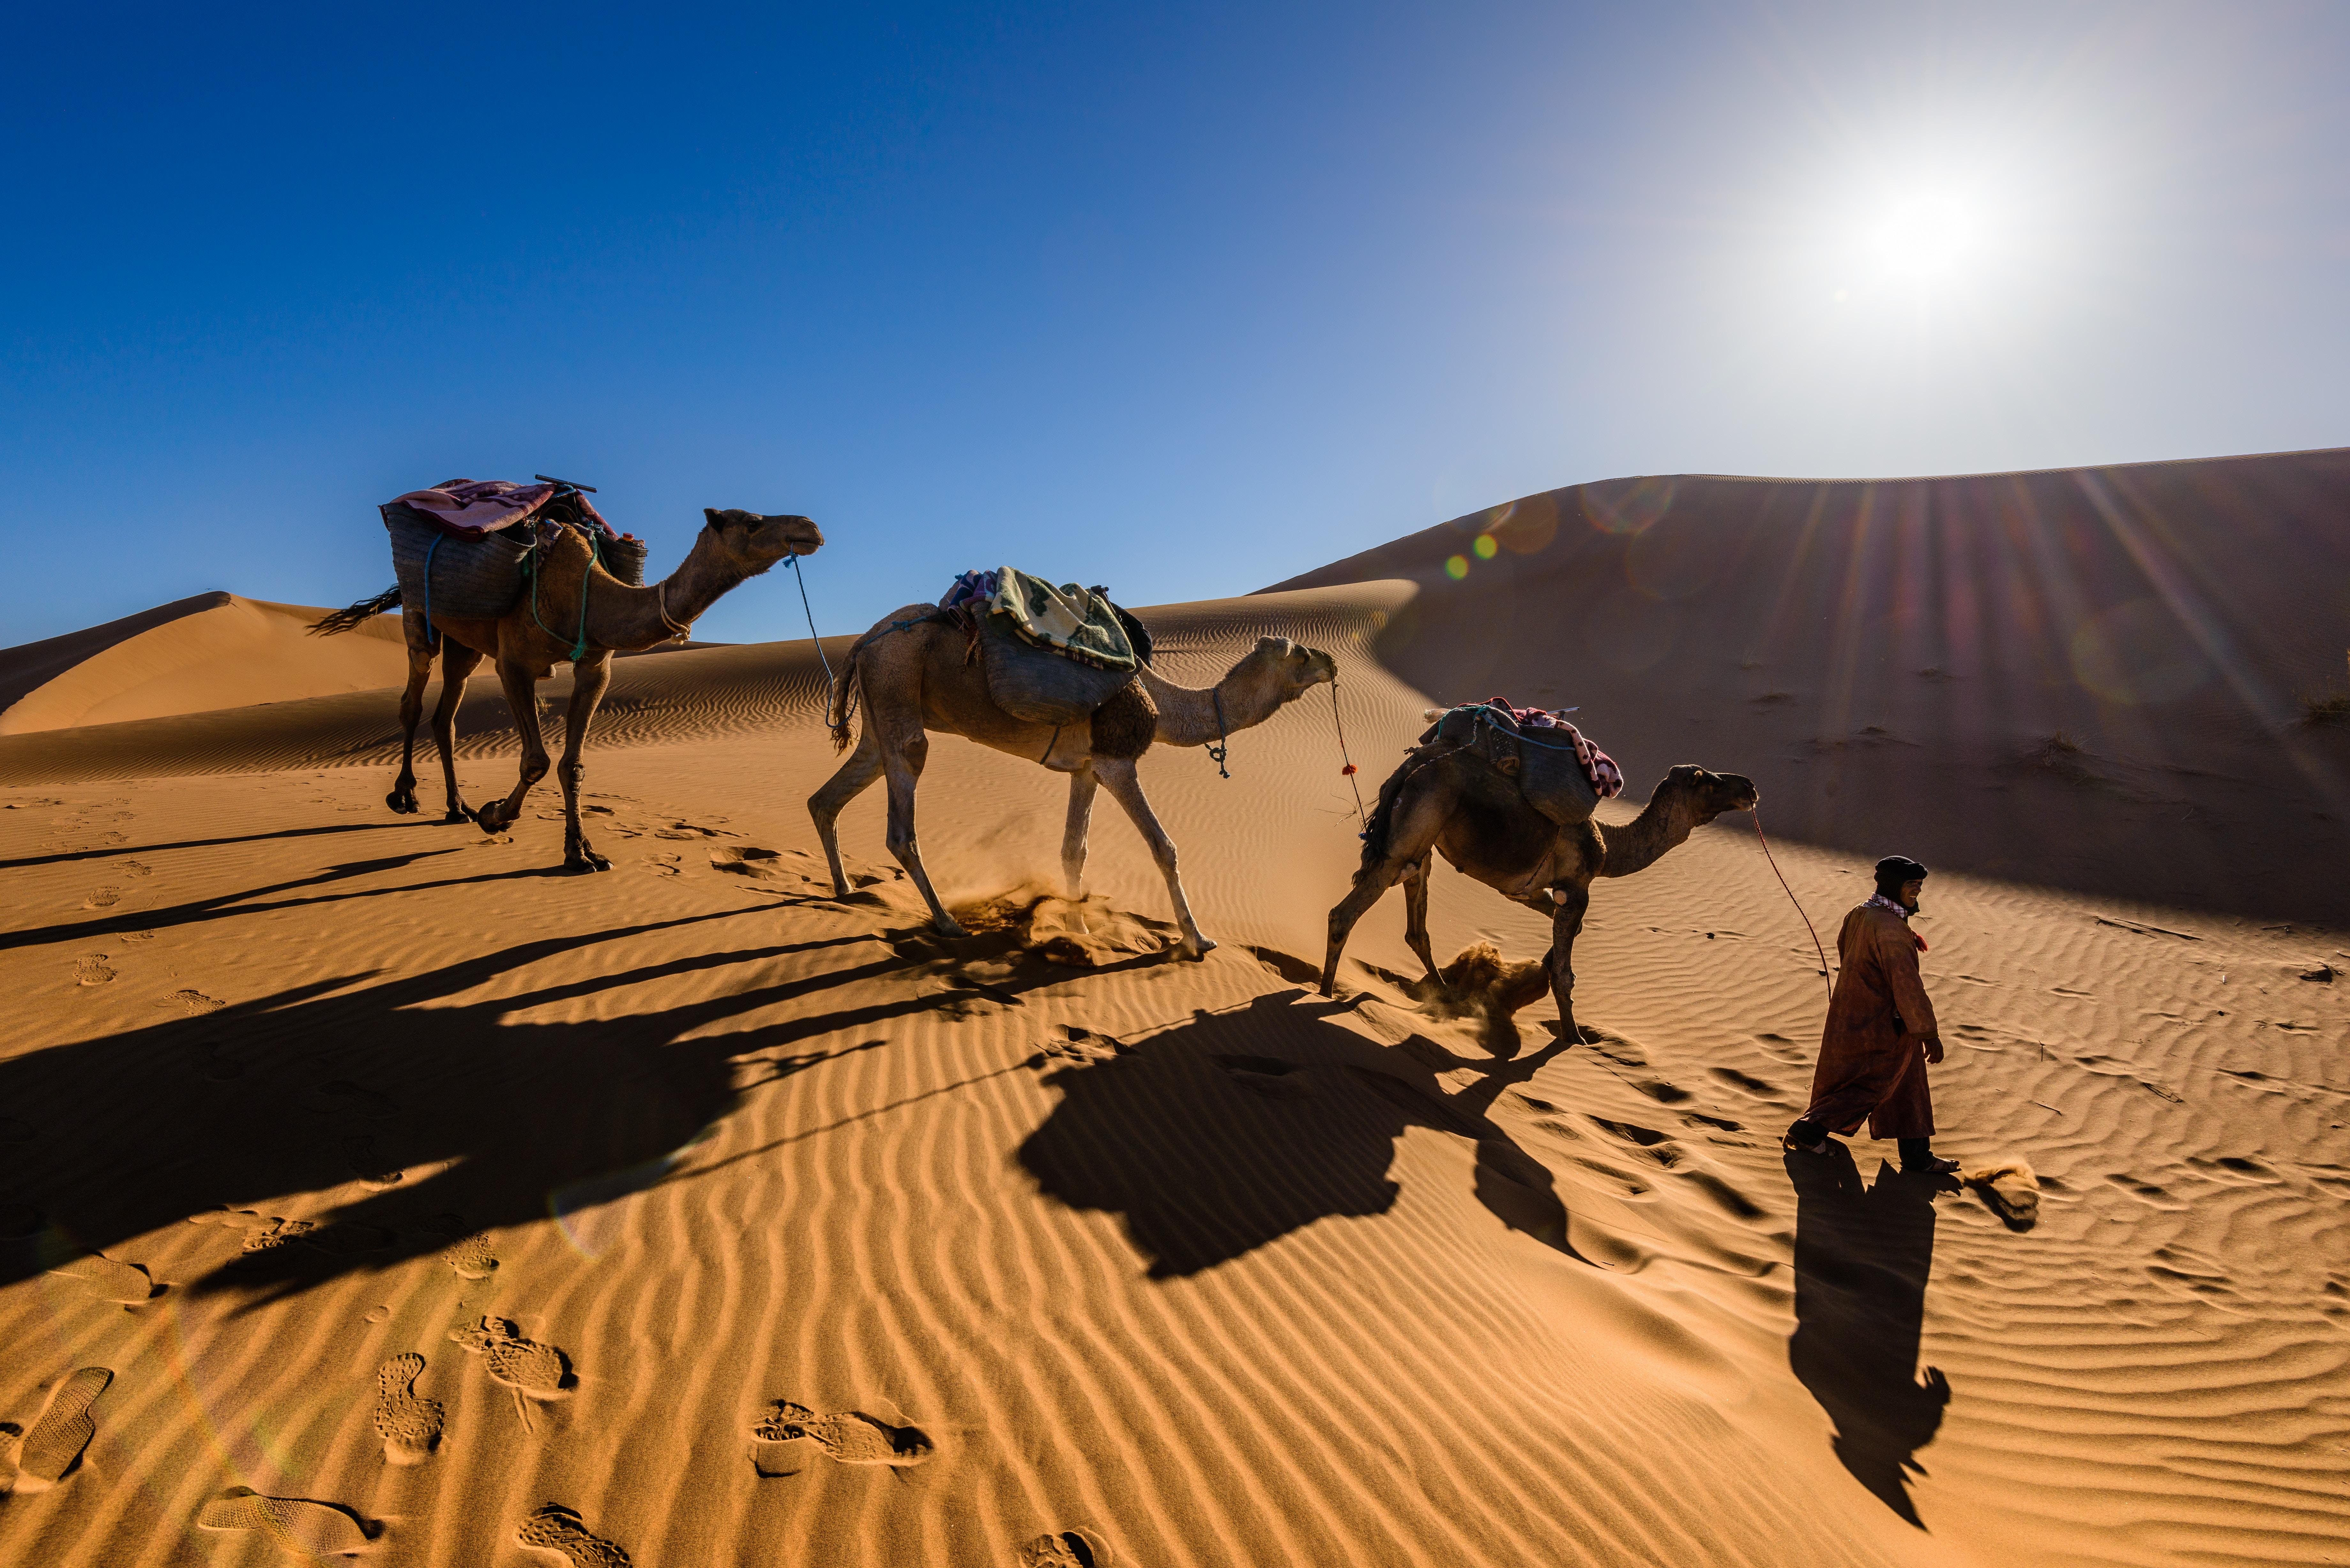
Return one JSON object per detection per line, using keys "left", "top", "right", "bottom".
{"left": 0, "top": 592, "right": 410, "bottom": 735}
{"left": 2, "top": 457, "right": 2345, "bottom": 1567}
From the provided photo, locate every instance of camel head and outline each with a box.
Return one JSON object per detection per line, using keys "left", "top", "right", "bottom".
{"left": 1660, "top": 763, "right": 1759, "bottom": 825}
{"left": 699, "top": 508, "right": 825, "bottom": 578}
{"left": 1230, "top": 636, "right": 1339, "bottom": 705}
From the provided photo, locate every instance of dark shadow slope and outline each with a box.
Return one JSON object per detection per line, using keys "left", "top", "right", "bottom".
{"left": 1266, "top": 449, "right": 2350, "bottom": 924}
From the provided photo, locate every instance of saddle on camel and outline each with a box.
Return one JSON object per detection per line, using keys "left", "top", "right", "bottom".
{"left": 1319, "top": 698, "right": 1756, "bottom": 1047}
{"left": 812, "top": 567, "right": 1339, "bottom": 956}
{"left": 311, "top": 475, "right": 823, "bottom": 871}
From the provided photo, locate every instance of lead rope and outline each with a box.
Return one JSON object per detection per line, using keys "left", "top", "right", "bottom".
{"left": 786, "top": 554, "right": 834, "bottom": 690}
{"left": 1206, "top": 690, "right": 1230, "bottom": 778}
{"left": 1329, "top": 681, "right": 1365, "bottom": 827}
{"left": 1752, "top": 804, "right": 1832, "bottom": 1003}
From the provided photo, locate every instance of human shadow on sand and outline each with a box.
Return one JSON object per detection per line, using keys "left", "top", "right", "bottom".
{"left": 1016, "top": 990, "right": 1589, "bottom": 1278}
{"left": 0, "top": 910, "right": 948, "bottom": 1304}
{"left": 1785, "top": 1149, "right": 1948, "bottom": 1526}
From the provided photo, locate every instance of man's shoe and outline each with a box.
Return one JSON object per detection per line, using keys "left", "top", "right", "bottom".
{"left": 1904, "top": 1155, "right": 1961, "bottom": 1177}
{"left": 1784, "top": 1131, "right": 1838, "bottom": 1157}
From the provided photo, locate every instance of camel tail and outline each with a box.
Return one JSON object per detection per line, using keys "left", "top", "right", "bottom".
{"left": 1357, "top": 754, "right": 1411, "bottom": 865}
{"left": 309, "top": 585, "right": 402, "bottom": 637}
{"left": 826, "top": 645, "right": 863, "bottom": 752}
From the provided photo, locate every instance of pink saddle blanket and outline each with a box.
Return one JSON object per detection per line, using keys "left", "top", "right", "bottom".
{"left": 386, "top": 479, "right": 614, "bottom": 541}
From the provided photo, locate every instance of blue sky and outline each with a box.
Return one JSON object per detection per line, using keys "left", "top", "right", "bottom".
{"left": 4, "top": 2, "right": 2344, "bottom": 646}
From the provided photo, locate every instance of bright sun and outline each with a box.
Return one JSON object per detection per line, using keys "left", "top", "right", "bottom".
{"left": 1870, "top": 193, "right": 1981, "bottom": 280}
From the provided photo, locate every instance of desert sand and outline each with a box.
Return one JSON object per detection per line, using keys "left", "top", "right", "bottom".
{"left": 1, "top": 450, "right": 2345, "bottom": 1567}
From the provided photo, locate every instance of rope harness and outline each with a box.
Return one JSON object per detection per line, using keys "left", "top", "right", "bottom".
{"left": 419, "top": 533, "right": 443, "bottom": 652}
{"left": 1751, "top": 804, "right": 1833, "bottom": 1004}
{"left": 525, "top": 523, "right": 602, "bottom": 663}
{"left": 1329, "top": 681, "right": 1366, "bottom": 827}
{"left": 786, "top": 553, "right": 834, "bottom": 689}
{"left": 1206, "top": 690, "right": 1231, "bottom": 778}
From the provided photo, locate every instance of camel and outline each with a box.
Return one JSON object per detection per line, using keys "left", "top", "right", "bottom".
{"left": 1318, "top": 742, "right": 1757, "bottom": 1045}
{"left": 811, "top": 608, "right": 1337, "bottom": 956}
{"left": 313, "top": 508, "right": 822, "bottom": 870}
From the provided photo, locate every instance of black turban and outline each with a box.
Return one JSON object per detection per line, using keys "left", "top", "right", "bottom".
{"left": 1874, "top": 855, "right": 1929, "bottom": 897}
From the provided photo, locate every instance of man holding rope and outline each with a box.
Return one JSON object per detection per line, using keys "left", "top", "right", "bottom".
{"left": 1784, "top": 856, "right": 1960, "bottom": 1177}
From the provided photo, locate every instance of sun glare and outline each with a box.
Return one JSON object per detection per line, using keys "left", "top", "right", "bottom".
{"left": 1870, "top": 192, "right": 1981, "bottom": 281}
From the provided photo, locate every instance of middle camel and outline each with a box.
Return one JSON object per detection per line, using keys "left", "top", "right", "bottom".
{"left": 813, "top": 601, "right": 1337, "bottom": 956}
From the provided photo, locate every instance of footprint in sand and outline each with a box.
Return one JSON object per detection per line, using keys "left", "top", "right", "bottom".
{"left": 1019, "top": 1528, "right": 1116, "bottom": 1566}
{"left": 437, "top": 1228, "right": 498, "bottom": 1280}
{"left": 82, "top": 886, "right": 121, "bottom": 909}
{"left": 751, "top": 1399, "right": 933, "bottom": 1469}
{"left": 372, "top": 1354, "right": 444, "bottom": 1465}
{"left": 451, "top": 1317, "right": 571, "bottom": 1429}
{"left": 45, "top": 1254, "right": 158, "bottom": 1304}
{"left": 518, "top": 1503, "right": 630, "bottom": 1566}
{"left": 167, "top": 988, "right": 224, "bottom": 1016}
{"left": 188, "top": 1207, "right": 316, "bottom": 1251}
{"left": 643, "top": 852, "right": 683, "bottom": 876}
{"left": 11, "top": 1367, "right": 111, "bottom": 1492}
{"left": 196, "top": 1488, "right": 373, "bottom": 1556}
{"left": 74, "top": 955, "right": 116, "bottom": 986}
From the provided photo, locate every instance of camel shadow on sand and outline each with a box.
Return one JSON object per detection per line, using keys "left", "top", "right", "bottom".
{"left": 1016, "top": 990, "right": 1591, "bottom": 1278}
{"left": 1785, "top": 1148, "right": 1949, "bottom": 1526}
{"left": 0, "top": 902, "right": 977, "bottom": 1306}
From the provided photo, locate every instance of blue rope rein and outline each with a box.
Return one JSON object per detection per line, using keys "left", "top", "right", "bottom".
{"left": 420, "top": 533, "right": 442, "bottom": 652}
{"left": 527, "top": 525, "right": 600, "bottom": 662}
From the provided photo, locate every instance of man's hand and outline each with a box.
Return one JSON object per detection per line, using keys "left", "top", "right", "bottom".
{"left": 1922, "top": 1037, "right": 1945, "bottom": 1065}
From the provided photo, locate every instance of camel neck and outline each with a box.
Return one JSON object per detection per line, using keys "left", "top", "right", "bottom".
{"left": 1140, "top": 661, "right": 1283, "bottom": 749}
{"left": 577, "top": 532, "right": 744, "bottom": 653}
{"left": 1595, "top": 790, "right": 1699, "bottom": 879}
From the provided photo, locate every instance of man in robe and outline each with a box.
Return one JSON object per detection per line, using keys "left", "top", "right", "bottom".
{"left": 1785, "top": 855, "right": 1959, "bottom": 1176}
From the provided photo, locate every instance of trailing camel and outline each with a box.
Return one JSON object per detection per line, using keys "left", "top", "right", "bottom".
{"left": 1320, "top": 739, "right": 1756, "bottom": 1045}
{"left": 812, "top": 609, "right": 1337, "bottom": 956}
{"left": 313, "top": 508, "right": 822, "bottom": 871}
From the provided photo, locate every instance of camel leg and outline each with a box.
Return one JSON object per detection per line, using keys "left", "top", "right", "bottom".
{"left": 556, "top": 652, "right": 613, "bottom": 872}
{"left": 1546, "top": 881, "right": 1591, "bottom": 1047}
{"left": 1094, "top": 757, "right": 1212, "bottom": 958}
{"left": 808, "top": 722, "right": 886, "bottom": 899}
{"left": 881, "top": 723, "right": 966, "bottom": 937}
{"left": 1320, "top": 787, "right": 1451, "bottom": 996}
{"left": 1061, "top": 763, "right": 1098, "bottom": 902}
{"left": 472, "top": 657, "right": 549, "bottom": 839}
{"left": 386, "top": 625, "right": 434, "bottom": 815}
{"left": 429, "top": 641, "right": 483, "bottom": 823}
{"left": 1401, "top": 853, "right": 1442, "bottom": 987}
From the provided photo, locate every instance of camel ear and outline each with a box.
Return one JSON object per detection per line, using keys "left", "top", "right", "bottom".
{"left": 704, "top": 508, "right": 722, "bottom": 529}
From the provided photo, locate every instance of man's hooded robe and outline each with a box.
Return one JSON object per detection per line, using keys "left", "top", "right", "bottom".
{"left": 1802, "top": 900, "right": 1938, "bottom": 1140}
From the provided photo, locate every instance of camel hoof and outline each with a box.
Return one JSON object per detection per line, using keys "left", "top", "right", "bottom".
{"left": 1183, "top": 936, "right": 1218, "bottom": 960}
{"left": 442, "top": 809, "right": 470, "bottom": 825}
{"left": 932, "top": 918, "right": 970, "bottom": 938}
{"left": 567, "top": 853, "right": 611, "bottom": 873}
{"left": 470, "top": 805, "right": 508, "bottom": 835}
{"left": 386, "top": 789, "right": 419, "bottom": 815}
